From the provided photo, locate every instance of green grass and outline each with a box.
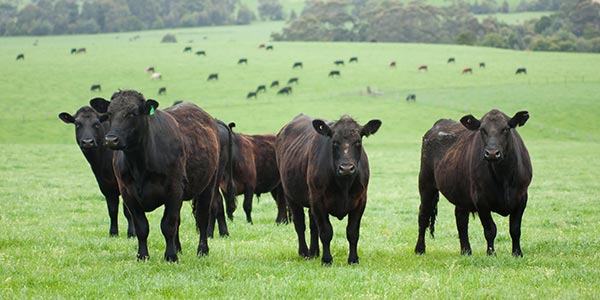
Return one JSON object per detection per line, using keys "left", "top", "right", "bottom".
{"left": 1, "top": 22, "right": 599, "bottom": 299}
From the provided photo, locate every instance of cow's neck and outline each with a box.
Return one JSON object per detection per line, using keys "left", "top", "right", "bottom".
{"left": 83, "top": 147, "right": 110, "bottom": 175}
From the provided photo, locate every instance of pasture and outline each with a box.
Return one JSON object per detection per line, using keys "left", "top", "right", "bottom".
{"left": 1, "top": 21, "right": 600, "bottom": 299}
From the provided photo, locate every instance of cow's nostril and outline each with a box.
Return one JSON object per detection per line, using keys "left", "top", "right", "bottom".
{"left": 338, "top": 164, "right": 356, "bottom": 176}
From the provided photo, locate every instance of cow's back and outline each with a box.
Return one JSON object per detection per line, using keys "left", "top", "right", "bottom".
{"left": 276, "top": 115, "right": 315, "bottom": 206}
{"left": 164, "top": 102, "right": 219, "bottom": 198}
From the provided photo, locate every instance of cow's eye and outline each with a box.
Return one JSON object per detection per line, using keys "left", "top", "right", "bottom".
{"left": 354, "top": 141, "right": 362, "bottom": 147}
{"left": 74, "top": 122, "right": 81, "bottom": 129}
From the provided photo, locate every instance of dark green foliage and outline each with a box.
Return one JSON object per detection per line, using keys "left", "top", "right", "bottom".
{"left": 258, "top": 0, "right": 284, "bottom": 21}
{"left": 161, "top": 33, "right": 177, "bottom": 43}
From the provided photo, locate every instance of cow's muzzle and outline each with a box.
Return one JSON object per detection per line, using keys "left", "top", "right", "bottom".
{"left": 104, "top": 135, "right": 122, "bottom": 150}
{"left": 80, "top": 138, "right": 96, "bottom": 149}
{"left": 484, "top": 149, "right": 502, "bottom": 161}
{"left": 337, "top": 163, "right": 356, "bottom": 176}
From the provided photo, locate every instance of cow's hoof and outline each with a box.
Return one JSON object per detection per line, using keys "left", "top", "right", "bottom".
{"left": 321, "top": 257, "right": 333, "bottom": 266}
{"left": 137, "top": 254, "right": 149, "bottom": 261}
{"left": 512, "top": 249, "right": 523, "bottom": 257}
{"left": 461, "top": 248, "right": 472, "bottom": 256}
{"left": 486, "top": 248, "right": 496, "bottom": 256}
{"left": 165, "top": 253, "right": 178, "bottom": 263}
{"left": 348, "top": 257, "right": 359, "bottom": 265}
{"left": 197, "top": 246, "right": 209, "bottom": 257}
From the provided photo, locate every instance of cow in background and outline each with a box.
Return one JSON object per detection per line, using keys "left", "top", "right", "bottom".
{"left": 58, "top": 106, "right": 135, "bottom": 238}
{"left": 276, "top": 114, "right": 381, "bottom": 265}
{"left": 415, "top": 109, "right": 532, "bottom": 257}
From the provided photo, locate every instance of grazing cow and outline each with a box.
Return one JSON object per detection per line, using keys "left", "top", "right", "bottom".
{"left": 415, "top": 109, "right": 532, "bottom": 257}
{"left": 288, "top": 77, "right": 299, "bottom": 84}
{"left": 334, "top": 60, "right": 345, "bottom": 66}
{"left": 516, "top": 68, "right": 527, "bottom": 75}
{"left": 238, "top": 58, "right": 248, "bottom": 65}
{"left": 207, "top": 73, "right": 218, "bottom": 81}
{"left": 77, "top": 48, "right": 86, "bottom": 54}
{"left": 389, "top": 61, "right": 397, "bottom": 68}
{"left": 71, "top": 48, "right": 77, "bottom": 54}
{"left": 196, "top": 50, "right": 206, "bottom": 56}
{"left": 256, "top": 85, "right": 267, "bottom": 93}
{"left": 418, "top": 65, "right": 428, "bottom": 71}
{"left": 479, "top": 62, "right": 486, "bottom": 68}
{"left": 247, "top": 92, "right": 257, "bottom": 99}
{"left": 158, "top": 87, "right": 167, "bottom": 95}
{"left": 258, "top": 44, "right": 266, "bottom": 48}
{"left": 219, "top": 123, "right": 288, "bottom": 224}
{"left": 462, "top": 67, "right": 473, "bottom": 74}
{"left": 406, "top": 94, "right": 416, "bottom": 101}
{"left": 266, "top": 45, "right": 274, "bottom": 50}
{"left": 183, "top": 46, "right": 192, "bottom": 52}
{"left": 276, "top": 114, "right": 381, "bottom": 265}
{"left": 58, "top": 106, "right": 135, "bottom": 238}
{"left": 448, "top": 57, "right": 455, "bottom": 64}
{"left": 145, "top": 66, "right": 155, "bottom": 73}
{"left": 293, "top": 62, "right": 303, "bottom": 69}
{"left": 349, "top": 57, "right": 358, "bottom": 63}
{"left": 16, "top": 54, "right": 24, "bottom": 60}
{"left": 328, "top": 70, "right": 341, "bottom": 77}
{"left": 270, "top": 81, "right": 279, "bottom": 88}
{"left": 90, "top": 84, "right": 102, "bottom": 92}
{"left": 277, "top": 87, "right": 292, "bottom": 95}
{"left": 150, "top": 73, "right": 162, "bottom": 80}
{"left": 90, "top": 90, "right": 221, "bottom": 262}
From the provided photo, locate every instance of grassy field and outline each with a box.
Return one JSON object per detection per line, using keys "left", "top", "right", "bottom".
{"left": 1, "top": 21, "right": 600, "bottom": 299}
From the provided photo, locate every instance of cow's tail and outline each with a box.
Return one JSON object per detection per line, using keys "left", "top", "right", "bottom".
{"left": 224, "top": 122, "right": 236, "bottom": 220}
{"left": 429, "top": 193, "right": 439, "bottom": 238}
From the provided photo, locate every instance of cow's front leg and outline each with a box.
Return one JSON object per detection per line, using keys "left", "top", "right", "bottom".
{"left": 161, "top": 199, "right": 183, "bottom": 262}
{"left": 127, "top": 201, "right": 150, "bottom": 260}
{"left": 346, "top": 199, "right": 366, "bottom": 264}
{"left": 478, "top": 209, "right": 497, "bottom": 256}
{"left": 311, "top": 205, "right": 333, "bottom": 265}
{"left": 510, "top": 195, "right": 527, "bottom": 257}
{"left": 289, "top": 201, "right": 309, "bottom": 258}
{"left": 455, "top": 207, "right": 472, "bottom": 255}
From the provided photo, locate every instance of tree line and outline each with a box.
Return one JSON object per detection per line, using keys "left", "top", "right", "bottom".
{"left": 273, "top": 0, "right": 600, "bottom": 53}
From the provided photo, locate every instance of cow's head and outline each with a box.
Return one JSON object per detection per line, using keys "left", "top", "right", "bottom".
{"left": 460, "top": 109, "right": 529, "bottom": 162}
{"left": 312, "top": 116, "right": 381, "bottom": 177}
{"left": 58, "top": 106, "right": 107, "bottom": 151}
{"left": 90, "top": 90, "right": 158, "bottom": 151}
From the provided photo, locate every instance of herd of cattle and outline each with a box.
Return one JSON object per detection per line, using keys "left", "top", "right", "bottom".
{"left": 59, "top": 88, "right": 532, "bottom": 265}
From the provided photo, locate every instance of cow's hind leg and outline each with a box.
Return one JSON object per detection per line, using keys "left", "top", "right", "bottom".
{"left": 161, "top": 199, "right": 183, "bottom": 262}
{"left": 243, "top": 189, "right": 254, "bottom": 224}
{"left": 194, "top": 183, "right": 216, "bottom": 257}
{"left": 289, "top": 201, "right": 309, "bottom": 259}
{"left": 510, "top": 195, "right": 527, "bottom": 257}
{"left": 455, "top": 207, "right": 472, "bottom": 255}
{"left": 122, "top": 202, "right": 136, "bottom": 238}
{"left": 272, "top": 186, "right": 289, "bottom": 224}
{"left": 415, "top": 185, "right": 439, "bottom": 255}
{"left": 478, "top": 209, "right": 497, "bottom": 256}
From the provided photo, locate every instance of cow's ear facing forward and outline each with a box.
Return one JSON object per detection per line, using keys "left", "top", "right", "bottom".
{"left": 312, "top": 119, "right": 332, "bottom": 137}
{"left": 508, "top": 111, "right": 529, "bottom": 128}
{"left": 144, "top": 99, "right": 159, "bottom": 115}
{"left": 460, "top": 114, "right": 481, "bottom": 131}
{"left": 90, "top": 98, "right": 110, "bottom": 113}
{"left": 361, "top": 119, "right": 382, "bottom": 137}
{"left": 58, "top": 112, "right": 75, "bottom": 124}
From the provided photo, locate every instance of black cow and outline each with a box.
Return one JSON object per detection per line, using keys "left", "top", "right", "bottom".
{"left": 479, "top": 62, "right": 486, "bottom": 68}
{"left": 418, "top": 65, "right": 428, "bottom": 71}
{"left": 16, "top": 54, "right": 24, "bottom": 60}
{"left": 219, "top": 124, "right": 288, "bottom": 224}
{"left": 288, "top": 77, "right": 299, "bottom": 84}
{"left": 276, "top": 114, "right": 381, "bottom": 265}
{"left": 158, "top": 87, "right": 167, "bottom": 95}
{"left": 448, "top": 57, "right": 455, "bottom": 64}
{"left": 293, "top": 62, "right": 303, "bottom": 69}
{"left": 77, "top": 48, "right": 86, "bottom": 54}
{"left": 183, "top": 46, "right": 192, "bottom": 52}
{"left": 90, "top": 84, "right": 101, "bottom": 92}
{"left": 196, "top": 50, "right": 206, "bottom": 56}
{"left": 270, "top": 81, "right": 279, "bottom": 88}
{"left": 334, "top": 60, "right": 345, "bottom": 66}
{"left": 389, "top": 61, "right": 396, "bottom": 68}
{"left": 406, "top": 94, "right": 416, "bottom": 101}
{"left": 238, "top": 58, "right": 248, "bottom": 64}
{"left": 70, "top": 48, "right": 77, "bottom": 54}
{"left": 328, "top": 70, "right": 341, "bottom": 77}
{"left": 266, "top": 45, "right": 274, "bottom": 50}
{"left": 58, "top": 107, "right": 135, "bottom": 238}
{"left": 247, "top": 92, "right": 257, "bottom": 99}
{"left": 349, "top": 57, "right": 358, "bottom": 63}
{"left": 90, "top": 90, "right": 221, "bottom": 262}
{"left": 516, "top": 68, "right": 527, "bottom": 75}
{"left": 277, "top": 87, "right": 292, "bottom": 95}
{"left": 256, "top": 85, "right": 266, "bottom": 93}
{"left": 207, "top": 73, "right": 219, "bottom": 81}
{"left": 415, "top": 109, "right": 532, "bottom": 257}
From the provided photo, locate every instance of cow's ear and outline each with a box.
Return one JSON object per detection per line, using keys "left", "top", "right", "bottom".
{"left": 361, "top": 119, "right": 382, "bottom": 137}
{"left": 228, "top": 122, "right": 236, "bottom": 129}
{"left": 312, "top": 119, "right": 332, "bottom": 137}
{"left": 460, "top": 114, "right": 480, "bottom": 130}
{"left": 90, "top": 98, "right": 110, "bottom": 113}
{"left": 58, "top": 112, "right": 75, "bottom": 124}
{"left": 99, "top": 114, "right": 109, "bottom": 123}
{"left": 144, "top": 99, "right": 159, "bottom": 115}
{"left": 508, "top": 111, "right": 529, "bottom": 128}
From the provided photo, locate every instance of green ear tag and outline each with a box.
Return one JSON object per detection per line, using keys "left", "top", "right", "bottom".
{"left": 149, "top": 106, "right": 155, "bottom": 116}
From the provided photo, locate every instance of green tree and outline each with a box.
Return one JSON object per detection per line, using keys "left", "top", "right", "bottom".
{"left": 236, "top": 5, "right": 255, "bottom": 25}
{"left": 456, "top": 31, "right": 477, "bottom": 45}
{"left": 258, "top": 0, "right": 284, "bottom": 21}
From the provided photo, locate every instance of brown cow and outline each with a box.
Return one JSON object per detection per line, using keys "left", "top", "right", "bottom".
{"left": 220, "top": 123, "right": 288, "bottom": 225}
{"left": 276, "top": 114, "right": 381, "bottom": 265}
{"left": 462, "top": 67, "right": 473, "bottom": 74}
{"left": 415, "top": 109, "right": 532, "bottom": 257}
{"left": 90, "top": 90, "right": 220, "bottom": 262}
